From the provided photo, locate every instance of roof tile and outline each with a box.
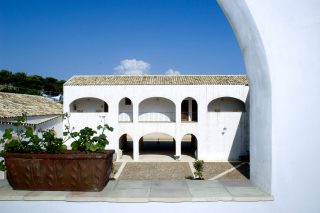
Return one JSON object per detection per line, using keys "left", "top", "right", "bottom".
{"left": 64, "top": 75, "right": 248, "bottom": 86}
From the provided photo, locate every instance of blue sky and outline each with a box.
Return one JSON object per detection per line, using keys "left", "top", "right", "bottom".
{"left": 0, "top": 0, "right": 245, "bottom": 80}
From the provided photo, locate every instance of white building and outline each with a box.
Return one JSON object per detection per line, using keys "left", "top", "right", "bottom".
{"left": 63, "top": 75, "right": 249, "bottom": 161}
{"left": 0, "top": 92, "right": 64, "bottom": 138}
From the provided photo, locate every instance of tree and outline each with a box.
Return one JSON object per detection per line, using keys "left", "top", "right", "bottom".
{"left": 0, "top": 70, "right": 13, "bottom": 85}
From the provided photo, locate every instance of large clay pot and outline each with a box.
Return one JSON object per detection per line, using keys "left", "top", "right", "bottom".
{"left": 4, "top": 150, "right": 114, "bottom": 191}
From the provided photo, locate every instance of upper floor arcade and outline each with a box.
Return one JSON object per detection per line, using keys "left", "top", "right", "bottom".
{"left": 64, "top": 75, "right": 249, "bottom": 124}
{"left": 67, "top": 95, "right": 247, "bottom": 123}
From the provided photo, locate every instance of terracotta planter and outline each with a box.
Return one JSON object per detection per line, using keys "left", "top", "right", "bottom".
{"left": 4, "top": 150, "right": 114, "bottom": 191}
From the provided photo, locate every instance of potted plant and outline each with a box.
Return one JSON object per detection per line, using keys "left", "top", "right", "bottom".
{"left": 0, "top": 113, "right": 114, "bottom": 191}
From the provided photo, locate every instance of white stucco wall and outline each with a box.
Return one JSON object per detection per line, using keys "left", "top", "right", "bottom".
{"left": 36, "top": 116, "right": 64, "bottom": 138}
{"left": 63, "top": 84, "right": 249, "bottom": 161}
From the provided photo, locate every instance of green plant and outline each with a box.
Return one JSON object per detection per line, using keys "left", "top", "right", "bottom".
{"left": 0, "top": 114, "right": 67, "bottom": 171}
{"left": 63, "top": 113, "right": 114, "bottom": 152}
{"left": 193, "top": 160, "right": 204, "bottom": 179}
{"left": 42, "top": 130, "right": 67, "bottom": 153}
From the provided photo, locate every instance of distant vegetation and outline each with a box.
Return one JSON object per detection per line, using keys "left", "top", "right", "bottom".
{"left": 0, "top": 70, "right": 65, "bottom": 96}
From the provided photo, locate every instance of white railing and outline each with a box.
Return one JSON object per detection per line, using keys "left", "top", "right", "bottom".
{"left": 139, "top": 112, "right": 175, "bottom": 122}
{"left": 118, "top": 112, "right": 133, "bottom": 122}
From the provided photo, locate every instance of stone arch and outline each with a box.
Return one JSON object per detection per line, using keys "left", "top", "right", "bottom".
{"left": 208, "top": 97, "right": 246, "bottom": 112}
{"left": 218, "top": 0, "right": 272, "bottom": 193}
{"left": 69, "top": 97, "right": 109, "bottom": 113}
{"left": 181, "top": 133, "right": 198, "bottom": 160}
{"left": 181, "top": 97, "right": 198, "bottom": 122}
{"left": 138, "top": 97, "right": 176, "bottom": 122}
{"left": 138, "top": 132, "right": 176, "bottom": 160}
{"left": 118, "top": 133, "right": 134, "bottom": 160}
{"left": 118, "top": 97, "right": 133, "bottom": 122}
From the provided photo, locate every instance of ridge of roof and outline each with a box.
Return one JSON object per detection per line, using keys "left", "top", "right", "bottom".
{"left": 64, "top": 75, "right": 248, "bottom": 86}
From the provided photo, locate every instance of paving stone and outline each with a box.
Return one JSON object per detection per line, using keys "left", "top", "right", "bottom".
{"left": 189, "top": 187, "right": 232, "bottom": 201}
{"left": 0, "top": 185, "right": 31, "bottom": 200}
{"left": 104, "top": 180, "right": 117, "bottom": 190}
{"left": 149, "top": 188, "right": 192, "bottom": 202}
{"left": 66, "top": 188, "right": 149, "bottom": 202}
{"left": 66, "top": 187, "right": 114, "bottom": 202}
{"left": 186, "top": 180, "right": 224, "bottom": 189}
{"left": 107, "top": 188, "right": 150, "bottom": 202}
{"left": 24, "top": 191, "right": 70, "bottom": 201}
{"left": 149, "top": 180, "right": 191, "bottom": 202}
{"left": 115, "top": 180, "right": 151, "bottom": 189}
{"left": 151, "top": 180, "right": 188, "bottom": 189}
{"left": 219, "top": 180, "right": 255, "bottom": 187}
{"left": 0, "top": 180, "right": 9, "bottom": 188}
{"left": 226, "top": 187, "right": 273, "bottom": 201}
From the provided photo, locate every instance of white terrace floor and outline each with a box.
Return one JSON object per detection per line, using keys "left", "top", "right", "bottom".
{"left": 0, "top": 179, "right": 272, "bottom": 202}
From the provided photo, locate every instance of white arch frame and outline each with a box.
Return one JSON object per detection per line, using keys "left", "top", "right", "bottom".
{"left": 218, "top": 0, "right": 272, "bottom": 193}
{"left": 207, "top": 96, "right": 246, "bottom": 112}
{"left": 68, "top": 97, "right": 109, "bottom": 113}
{"left": 138, "top": 97, "right": 176, "bottom": 122}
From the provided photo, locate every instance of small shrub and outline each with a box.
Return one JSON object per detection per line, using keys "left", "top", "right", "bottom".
{"left": 193, "top": 160, "right": 204, "bottom": 179}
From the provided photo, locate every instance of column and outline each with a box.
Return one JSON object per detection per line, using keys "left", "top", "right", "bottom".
{"left": 133, "top": 138, "right": 139, "bottom": 161}
{"left": 175, "top": 138, "right": 181, "bottom": 158}
{"left": 175, "top": 101, "right": 181, "bottom": 158}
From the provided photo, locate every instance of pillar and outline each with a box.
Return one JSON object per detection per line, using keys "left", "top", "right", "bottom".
{"left": 133, "top": 138, "right": 139, "bottom": 161}
{"left": 175, "top": 138, "right": 181, "bottom": 158}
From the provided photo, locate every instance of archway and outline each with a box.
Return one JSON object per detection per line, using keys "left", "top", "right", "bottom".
{"left": 181, "top": 97, "right": 198, "bottom": 122}
{"left": 181, "top": 134, "right": 198, "bottom": 161}
{"left": 119, "top": 134, "right": 134, "bottom": 160}
{"left": 138, "top": 97, "right": 176, "bottom": 122}
{"left": 218, "top": 0, "right": 272, "bottom": 193}
{"left": 69, "top": 97, "right": 108, "bottom": 113}
{"left": 208, "top": 97, "right": 245, "bottom": 112}
{"left": 118, "top": 97, "right": 133, "bottom": 122}
{"left": 139, "top": 132, "right": 175, "bottom": 160}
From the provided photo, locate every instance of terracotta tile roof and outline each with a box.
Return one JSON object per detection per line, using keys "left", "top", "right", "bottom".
{"left": 64, "top": 75, "right": 248, "bottom": 86}
{"left": 0, "top": 92, "right": 63, "bottom": 118}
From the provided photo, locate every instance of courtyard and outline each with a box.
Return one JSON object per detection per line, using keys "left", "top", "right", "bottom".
{"left": 112, "top": 161, "right": 249, "bottom": 181}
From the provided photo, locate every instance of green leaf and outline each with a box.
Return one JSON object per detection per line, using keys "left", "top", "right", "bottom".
{"left": 89, "top": 144, "right": 96, "bottom": 152}
{"left": 25, "top": 126, "right": 34, "bottom": 138}
{"left": 0, "top": 160, "right": 5, "bottom": 172}
{"left": 71, "top": 142, "right": 79, "bottom": 150}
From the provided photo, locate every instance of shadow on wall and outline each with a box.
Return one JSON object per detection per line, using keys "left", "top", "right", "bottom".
{"left": 228, "top": 95, "right": 250, "bottom": 179}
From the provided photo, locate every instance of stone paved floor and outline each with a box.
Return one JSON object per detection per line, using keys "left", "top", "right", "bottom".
{"left": 0, "top": 179, "right": 272, "bottom": 202}
{"left": 114, "top": 161, "right": 249, "bottom": 181}
{"left": 203, "top": 162, "right": 250, "bottom": 180}
{"left": 118, "top": 162, "right": 193, "bottom": 180}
